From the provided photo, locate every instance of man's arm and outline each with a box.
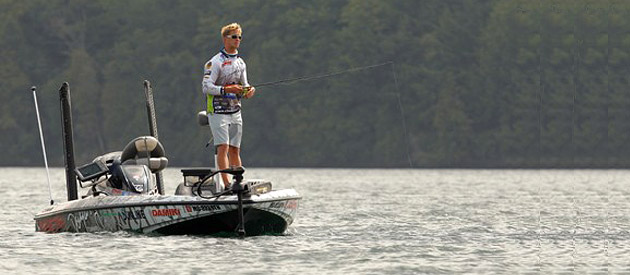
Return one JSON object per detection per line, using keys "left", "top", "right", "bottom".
{"left": 202, "top": 59, "right": 223, "bottom": 96}
{"left": 240, "top": 63, "right": 255, "bottom": 99}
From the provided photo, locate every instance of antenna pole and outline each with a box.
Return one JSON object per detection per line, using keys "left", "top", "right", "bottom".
{"left": 31, "top": 86, "right": 54, "bottom": 205}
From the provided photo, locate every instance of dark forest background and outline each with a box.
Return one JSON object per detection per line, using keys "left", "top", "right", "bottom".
{"left": 1, "top": 0, "right": 627, "bottom": 168}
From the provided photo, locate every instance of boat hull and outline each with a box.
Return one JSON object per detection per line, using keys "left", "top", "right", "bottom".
{"left": 34, "top": 189, "right": 300, "bottom": 236}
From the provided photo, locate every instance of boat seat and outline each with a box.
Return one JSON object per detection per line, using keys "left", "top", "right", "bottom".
{"left": 197, "top": 111, "right": 209, "bottom": 126}
{"left": 93, "top": 151, "right": 122, "bottom": 164}
{"left": 120, "top": 136, "right": 168, "bottom": 173}
{"left": 124, "top": 157, "right": 169, "bottom": 171}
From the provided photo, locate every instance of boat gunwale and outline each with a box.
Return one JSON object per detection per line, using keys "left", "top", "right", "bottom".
{"left": 34, "top": 193, "right": 302, "bottom": 219}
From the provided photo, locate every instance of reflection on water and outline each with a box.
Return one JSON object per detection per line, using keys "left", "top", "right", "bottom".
{"left": 0, "top": 168, "right": 626, "bottom": 274}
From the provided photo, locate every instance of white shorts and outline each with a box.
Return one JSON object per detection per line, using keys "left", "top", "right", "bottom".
{"left": 208, "top": 111, "right": 242, "bottom": 148}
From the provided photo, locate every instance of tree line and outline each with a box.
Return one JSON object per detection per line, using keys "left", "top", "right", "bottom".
{"left": 0, "top": 0, "right": 627, "bottom": 168}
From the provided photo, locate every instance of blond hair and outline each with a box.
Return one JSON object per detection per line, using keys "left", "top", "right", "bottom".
{"left": 221, "top": 23, "right": 241, "bottom": 37}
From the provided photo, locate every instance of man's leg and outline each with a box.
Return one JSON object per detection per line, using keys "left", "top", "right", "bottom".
{"left": 208, "top": 113, "right": 231, "bottom": 188}
{"left": 228, "top": 146, "right": 241, "bottom": 167}
{"left": 216, "top": 144, "right": 231, "bottom": 188}
{"left": 227, "top": 112, "right": 243, "bottom": 171}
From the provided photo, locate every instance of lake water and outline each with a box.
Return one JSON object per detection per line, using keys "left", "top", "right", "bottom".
{"left": 0, "top": 168, "right": 626, "bottom": 274}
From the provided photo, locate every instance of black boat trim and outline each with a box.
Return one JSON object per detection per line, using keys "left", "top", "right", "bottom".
{"left": 153, "top": 208, "right": 290, "bottom": 235}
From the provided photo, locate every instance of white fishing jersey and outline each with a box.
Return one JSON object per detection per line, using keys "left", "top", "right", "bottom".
{"left": 201, "top": 49, "right": 250, "bottom": 114}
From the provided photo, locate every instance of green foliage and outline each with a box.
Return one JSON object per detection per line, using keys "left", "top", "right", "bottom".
{"left": 1, "top": 0, "right": 626, "bottom": 168}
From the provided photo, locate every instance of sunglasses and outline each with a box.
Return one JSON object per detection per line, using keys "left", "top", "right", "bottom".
{"left": 226, "top": 34, "right": 242, "bottom": 40}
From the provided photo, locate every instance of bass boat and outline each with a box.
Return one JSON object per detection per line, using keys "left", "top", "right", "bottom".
{"left": 33, "top": 82, "right": 301, "bottom": 236}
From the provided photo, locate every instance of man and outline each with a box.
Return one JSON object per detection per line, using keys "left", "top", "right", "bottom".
{"left": 201, "top": 22, "right": 255, "bottom": 189}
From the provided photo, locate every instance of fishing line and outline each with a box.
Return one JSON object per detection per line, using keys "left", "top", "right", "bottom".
{"left": 390, "top": 63, "right": 414, "bottom": 168}
{"left": 252, "top": 61, "right": 414, "bottom": 168}
{"left": 253, "top": 62, "right": 394, "bottom": 88}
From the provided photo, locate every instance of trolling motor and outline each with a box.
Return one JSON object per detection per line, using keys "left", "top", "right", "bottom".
{"left": 198, "top": 166, "right": 247, "bottom": 237}
{"left": 178, "top": 166, "right": 275, "bottom": 237}
{"left": 227, "top": 167, "right": 246, "bottom": 237}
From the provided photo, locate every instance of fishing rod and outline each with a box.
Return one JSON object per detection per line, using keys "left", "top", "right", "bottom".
{"left": 249, "top": 61, "right": 414, "bottom": 168}
{"left": 206, "top": 61, "right": 414, "bottom": 167}
{"left": 252, "top": 61, "right": 393, "bottom": 88}
{"left": 31, "top": 86, "right": 54, "bottom": 205}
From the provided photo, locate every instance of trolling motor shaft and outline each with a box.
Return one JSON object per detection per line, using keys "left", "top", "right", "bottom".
{"left": 230, "top": 170, "right": 246, "bottom": 237}
{"left": 195, "top": 166, "right": 247, "bottom": 236}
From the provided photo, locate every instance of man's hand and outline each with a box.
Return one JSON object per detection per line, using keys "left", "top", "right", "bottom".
{"left": 243, "top": 86, "right": 256, "bottom": 99}
{"left": 224, "top": 84, "right": 243, "bottom": 94}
